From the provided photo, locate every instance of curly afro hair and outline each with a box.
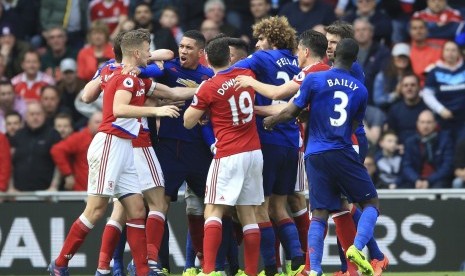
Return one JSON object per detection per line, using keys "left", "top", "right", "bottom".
{"left": 252, "top": 16, "right": 297, "bottom": 50}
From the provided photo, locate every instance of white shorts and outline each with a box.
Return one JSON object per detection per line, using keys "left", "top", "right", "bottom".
{"left": 87, "top": 132, "right": 140, "bottom": 197}
{"left": 294, "top": 151, "right": 308, "bottom": 193}
{"left": 205, "top": 150, "right": 264, "bottom": 206}
{"left": 133, "top": 147, "right": 165, "bottom": 192}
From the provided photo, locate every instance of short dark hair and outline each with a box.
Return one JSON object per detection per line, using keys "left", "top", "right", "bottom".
{"left": 401, "top": 73, "right": 420, "bottom": 84}
{"left": 54, "top": 112, "right": 73, "bottom": 123}
{"left": 335, "top": 38, "right": 359, "bottom": 64}
{"left": 113, "top": 30, "right": 128, "bottom": 63}
{"left": 205, "top": 37, "right": 230, "bottom": 68}
{"left": 135, "top": 2, "right": 152, "bottom": 12}
{"left": 228, "top": 38, "right": 248, "bottom": 54}
{"left": 21, "top": 50, "right": 40, "bottom": 63}
{"left": 0, "top": 79, "right": 13, "bottom": 88}
{"left": 299, "top": 30, "right": 327, "bottom": 59}
{"left": 325, "top": 21, "right": 354, "bottom": 40}
{"left": 183, "top": 30, "right": 207, "bottom": 49}
{"left": 380, "top": 130, "right": 397, "bottom": 142}
{"left": 5, "top": 110, "right": 22, "bottom": 121}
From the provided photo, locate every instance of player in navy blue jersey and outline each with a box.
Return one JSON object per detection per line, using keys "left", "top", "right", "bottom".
{"left": 325, "top": 21, "right": 389, "bottom": 276}
{"left": 151, "top": 30, "right": 214, "bottom": 270}
{"left": 263, "top": 38, "right": 379, "bottom": 276}
{"left": 233, "top": 16, "right": 304, "bottom": 276}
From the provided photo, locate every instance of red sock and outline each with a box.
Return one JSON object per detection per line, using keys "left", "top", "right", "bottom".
{"left": 98, "top": 221, "right": 122, "bottom": 270}
{"left": 127, "top": 218, "right": 149, "bottom": 275}
{"left": 55, "top": 215, "right": 93, "bottom": 267}
{"left": 293, "top": 210, "right": 310, "bottom": 253}
{"left": 243, "top": 225, "right": 260, "bottom": 276}
{"left": 305, "top": 249, "right": 310, "bottom": 272}
{"left": 203, "top": 218, "right": 222, "bottom": 273}
{"left": 333, "top": 211, "right": 358, "bottom": 273}
{"left": 146, "top": 211, "right": 165, "bottom": 262}
{"left": 187, "top": 214, "right": 205, "bottom": 261}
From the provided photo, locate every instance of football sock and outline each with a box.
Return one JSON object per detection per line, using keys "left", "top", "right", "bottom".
{"left": 184, "top": 230, "right": 196, "bottom": 269}
{"left": 243, "top": 224, "right": 261, "bottom": 276}
{"left": 351, "top": 205, "right": 384, "bottom": 260}
{"left": 146, "top": 211, "right": 165, "bottom": 262}
{"left": 203, "top": 217, "right": 222, "bottom": 274}
{"left": 112, "top": 226, "right": 126, "bottom": 266}
{"left": 336, "top": 238, "right": 347, "bottom": 272}
{"left": 159, "top": 220, "right": 170, "bottom": 271}
{"left": 215, "top": 216, "right": 232, "bottom": 271}
{"left": 308, "top": 217, "right": 326, "bottom": 274}
{"left": 292, "top": 209, "right": 310, "bottom": 254}
{"left": 259, "top": 221, "right": 277, "bottom": 275}
{"left": 126, "top": 218, "right": 149, "bottom": 275}
{"left": 354, "top": 206, "right": 378, "bottom": 251}
{"left": 98, "top": 220, "right": 122, "bottom": 270}
{"left": 188, "top": 214, "right": 205, "bottom": 262}
{"left": 55, "top": 215, "right": 93, "bottom": 267}
{"left": 277, "top": 218, "right": 303, "bottom": 266}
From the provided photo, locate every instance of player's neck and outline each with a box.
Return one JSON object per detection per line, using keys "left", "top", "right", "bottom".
{"left": 302, "top": 57, "right": 322, "bottom": 68}
{"left": 121, "top": 57, "right": 138, "bottom": 68}
{"left": 212, "top": 65, "right": 229, "bottom": 74}
{"left": 333, "top": 61, "right": 351, "bottom": 71}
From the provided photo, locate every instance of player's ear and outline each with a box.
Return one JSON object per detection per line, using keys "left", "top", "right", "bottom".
{"left": 199, "top": 48, "right": 205, "bottom": 57}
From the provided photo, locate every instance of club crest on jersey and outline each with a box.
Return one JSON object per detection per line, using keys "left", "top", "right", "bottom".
{"left": 123, "top": 77, "right": 134, "bottom": 88}
{"left": 191, "top": 95, "right": 198, "bottom": 106}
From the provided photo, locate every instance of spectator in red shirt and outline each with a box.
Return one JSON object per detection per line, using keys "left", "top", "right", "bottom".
{"left": 90, "top": 0, "right": 129, "bottom": 39}
{"left": 76, "top": 21, "right": 114, "bottom": 81}
{"left": 0, "top": 132, "right": 11, "bottom": 192}
{"left": 51, "top": 111, "right": 102, "bottom": 191}
{"left": 409, "top": 18, "right": 443, "bottom": 84}
{"left": 412, "top": 0, "right": 464, "bottom": 44}
{"left": 11, "top": 50, "right": 55, "bottom": 101}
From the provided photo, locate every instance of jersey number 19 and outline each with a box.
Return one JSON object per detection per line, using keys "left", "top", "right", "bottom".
{"left": 228, "top": 91, "right": 253, "bottom": 125}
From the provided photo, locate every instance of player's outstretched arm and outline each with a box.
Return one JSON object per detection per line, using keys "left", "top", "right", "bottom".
{"left": 184, "top": 107, "right": 206, "bottom": 129}
{"left": 254, "top": 103, "right": 288, "bottom": 116}
{"left": 113, "top": 90, "right": 180, "bottom": 118}
{"left": 263, "top": 102, "right": 302, "bottom": 130}
{"left": 81, "top": 77, "right": 102, "bottom": 103}
{"left": 150, "top": 49, "right": 174, "bottom": 61}
{"left": 151, "top": 83, "right": 197, "bottom": 101}
{"left": 235, "top": 75, "right": 299, "bottom": 100}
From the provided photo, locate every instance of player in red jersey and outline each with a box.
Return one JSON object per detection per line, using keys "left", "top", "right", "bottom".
{"left": 48, "top": 30, "right": 180, "bottom": 276}
{"left": 235, "top": 29, "right": 330, "bottom": 274}
{"left": 90, "top": 0, "right": 129, "bottom": 37}
{"left": 184, "top": 38, "right": 263, "bottom": 276}
{"left": 80, "top": 30, "right": 196, "bottom": 276}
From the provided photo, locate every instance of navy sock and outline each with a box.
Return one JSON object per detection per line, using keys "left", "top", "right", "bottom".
{"left": 354, "top": 206, "right": 378, "bottom": 250}
{"left": 185, "top": 230, "right": 196, "bottom": 270}
{"left": 112, "top": 226, "right": 126, "bottom": 266}
{"left": 336, "top": 238, "right": 347, "bottom": 272}
{"left": 215, "top": 217, "right": 232, "bottom": 271}
{"left": 259, "top": 222, "right": 277, "bottom": 268}
{"left": 308, "top": 218, "right": 326, "bottom": 274}
{"left": 159, "top": 220, "right": 170, "bottom": 272}
{"left": 276, "top": 219, "right": 303, "bottom": 267}
{"left": 227, "top": 231, "right": 240, "bottom": 275}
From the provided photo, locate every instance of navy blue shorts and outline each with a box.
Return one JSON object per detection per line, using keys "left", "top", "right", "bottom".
{"left": 356, "top": 133, "right": 368, "bottom": 162}
{"left": 155, "top": 138, "right": 212, "bottom": 201}
{"left": 262, "top": 143, "right": 299, "bottom": 196}
{"left": 306, "top": 149, "right": 377, "bottom": 212}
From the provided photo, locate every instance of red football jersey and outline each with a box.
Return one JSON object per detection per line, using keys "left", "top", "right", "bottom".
{"left": 292, "top": 62, "right": 331, "bottom": 85}
{"left": 99, "top": 64, "right": 155, "bottom": 146}
{"left": 90, "top": 0, "right": 129, "bottom": 34}
{"left": 191, "top": 67, "right": 261, "bottom": 158}
{"left": 98, "top": 69, "right": 147, "bottom": 139}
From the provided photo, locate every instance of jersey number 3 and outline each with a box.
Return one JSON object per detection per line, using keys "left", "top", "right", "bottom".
{"left": 330, "top": 91, "right": 348, "bottom": 127}
{"left": 228, "top": 91, "right": 253, "bottom": 125}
